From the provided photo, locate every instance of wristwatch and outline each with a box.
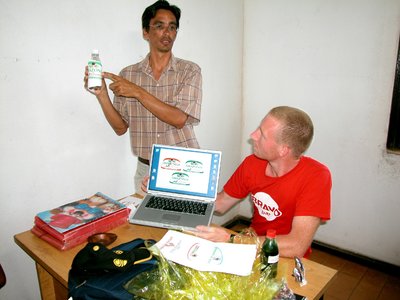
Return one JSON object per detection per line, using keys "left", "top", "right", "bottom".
{"left": 228, "top": 233, "right": 236, "bottom": 243}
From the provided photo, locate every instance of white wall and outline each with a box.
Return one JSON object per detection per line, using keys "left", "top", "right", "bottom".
{"left": 243, "top": 0, "right": 400, "bottom": 266}
{"left": 0, "top": 1, "right": 243, "bottom": 299}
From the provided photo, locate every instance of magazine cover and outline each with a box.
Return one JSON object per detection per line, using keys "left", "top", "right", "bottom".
{"left": 36, "top": 192, "right": 126, "bottom": 233}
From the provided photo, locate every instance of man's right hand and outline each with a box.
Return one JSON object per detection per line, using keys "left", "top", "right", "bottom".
{"left": 141, "top": 175, "right": 150, "bottom": 193}
{"left": 83, "top": 67, "right": 128, "bottom": 136}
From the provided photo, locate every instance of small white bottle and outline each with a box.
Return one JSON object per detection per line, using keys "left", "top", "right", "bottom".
{"left": 87, "top": 49, "right": 102, "bottom": 90}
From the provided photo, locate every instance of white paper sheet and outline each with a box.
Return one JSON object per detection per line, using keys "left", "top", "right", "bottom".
{"left": 154, "top": 230, "right": 258, "bottom": 276}
{"left": 118, "top": 195, "right": 142, "bottom": 219}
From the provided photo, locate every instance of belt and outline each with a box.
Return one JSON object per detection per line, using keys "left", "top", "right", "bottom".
{"left": 138, "top": 157, "right": 150, "bottom": 165}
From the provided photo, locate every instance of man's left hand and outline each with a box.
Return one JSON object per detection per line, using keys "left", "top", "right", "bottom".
{"left": 103, "top": 72, "right": 141, "bottom": 98}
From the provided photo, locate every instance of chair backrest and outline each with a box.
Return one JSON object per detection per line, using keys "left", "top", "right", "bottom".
{"left": 0, "top": 264, "right": 6, "bottom": 289}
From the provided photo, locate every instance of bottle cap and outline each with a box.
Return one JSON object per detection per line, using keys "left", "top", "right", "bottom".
{"left": 266, "top": 229, "right": 276, "bottom": 238}
{"left": 92, "top": 49, "right": 99, "bottom": 54}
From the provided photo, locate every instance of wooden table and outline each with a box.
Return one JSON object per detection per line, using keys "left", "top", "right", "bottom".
{"left": 14, "top": 223, "right": 337, "bottom": 300}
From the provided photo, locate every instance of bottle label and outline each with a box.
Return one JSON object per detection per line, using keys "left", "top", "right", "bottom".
{"left": 88, "top": 59, "right": 102, "bottom": 88}
{"left": 267, "top": 254, "right": 279, "bottom": 264}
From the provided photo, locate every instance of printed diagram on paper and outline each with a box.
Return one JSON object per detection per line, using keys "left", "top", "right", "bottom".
{"left": 154, "top": 230, "right": 257, "bottom": 276}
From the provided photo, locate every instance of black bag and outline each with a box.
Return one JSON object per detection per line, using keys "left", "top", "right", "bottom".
{"left": 68, "top": 238, "right": 157, "bottom": 300}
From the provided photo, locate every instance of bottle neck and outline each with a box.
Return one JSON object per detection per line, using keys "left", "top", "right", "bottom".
{"left": 266, "top": 229, "right": 276, "bottom": 239}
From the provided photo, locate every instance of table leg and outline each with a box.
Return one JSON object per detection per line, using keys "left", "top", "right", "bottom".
{"left": 36, "top": 263, "right": 68, "bottom": 300}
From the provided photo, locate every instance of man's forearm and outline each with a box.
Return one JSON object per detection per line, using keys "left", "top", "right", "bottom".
{"left": 214, "top": 191, "right": 241, "bottom": 215}
{"left": 97, "top": 93, "right": 128, "bottom": 135}
{"left": 135, "top": 87, "right": 188, "bottom": 128}
{"left": 104, "top": 72, "right": 193, "bottom": 129}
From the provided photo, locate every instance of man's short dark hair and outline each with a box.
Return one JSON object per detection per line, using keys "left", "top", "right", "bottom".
{"left": 142, "top": 0, "right": 181, "bottom": 31}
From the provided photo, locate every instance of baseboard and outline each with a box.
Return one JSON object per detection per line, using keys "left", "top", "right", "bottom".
{"left": 311, "top": 240, "right": 400, "bottom": 276}
{"left": 223, "top": 216, "right": 399, "bottom": 276}
{"left": 222, "top": 216, "right": 252, "bottom": 229}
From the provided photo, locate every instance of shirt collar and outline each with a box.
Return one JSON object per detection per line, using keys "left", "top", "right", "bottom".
{"left": 140, "top": 53, "right": 177, "bottom": 74}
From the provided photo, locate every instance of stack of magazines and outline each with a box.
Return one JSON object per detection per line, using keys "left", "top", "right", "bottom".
{"left": 31, "top": 192, "right": 129, "bottom": 250}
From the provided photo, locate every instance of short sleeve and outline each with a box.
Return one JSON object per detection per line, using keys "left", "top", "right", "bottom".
{"left": 173, "top": 63, "right": 202, "bottom": 124}
{"left": 294, "top": 167, "right": 332, "bottom": 220}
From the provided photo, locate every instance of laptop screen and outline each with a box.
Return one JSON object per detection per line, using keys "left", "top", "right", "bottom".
{"left": 148, "top": 145, "right": 222, "bottom": 199}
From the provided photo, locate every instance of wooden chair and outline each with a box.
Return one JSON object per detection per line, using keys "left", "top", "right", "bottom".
{"left": 0, "top": 264, "right": 6, "bottom": 289}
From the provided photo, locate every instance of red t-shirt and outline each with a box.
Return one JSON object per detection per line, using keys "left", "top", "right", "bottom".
{"left": 224, "top": 155, "right": 331, "bottom": 237}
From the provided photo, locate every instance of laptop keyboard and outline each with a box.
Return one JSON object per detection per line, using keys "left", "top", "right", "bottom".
{"left": 146, "top": 196, "right": 208, "bottom": 215}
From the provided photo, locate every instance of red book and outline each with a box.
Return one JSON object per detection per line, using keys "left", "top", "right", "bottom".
{"left": 31, "top": 216, "right": 128, "bottom": 250}
{"left": 34, "top": 208, "right": 129, "bottom": 242}
{"left": 32, "top": 193, "right": 129, "bottom": 248}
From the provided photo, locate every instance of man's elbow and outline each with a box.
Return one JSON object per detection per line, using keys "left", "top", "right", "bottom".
{"left": 173, "top": 113, "right": 189, "bottom": 129}
{"left": 114, "top": 126, "right": 128, "bottom": 136}
{"left": 174, "top": 118, "right": 186, "bottom": 129}
{"left": 280, "top": 245, "right": 310, "bottom": 258}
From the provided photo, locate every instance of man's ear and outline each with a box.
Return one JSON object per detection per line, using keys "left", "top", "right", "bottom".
{"left": 279, "top": 144, "right": 290, "bottom": 157}
{"left": 143, "top": 28, "right": 149, "bottom": 41}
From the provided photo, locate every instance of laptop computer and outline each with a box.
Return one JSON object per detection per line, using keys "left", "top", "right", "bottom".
{"left": 129, "top": 144, "right": 222, "bottom": 231}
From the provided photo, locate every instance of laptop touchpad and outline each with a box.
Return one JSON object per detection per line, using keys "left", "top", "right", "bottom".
{"left": 162, "top": 214, "right": 180, "bottom": 222}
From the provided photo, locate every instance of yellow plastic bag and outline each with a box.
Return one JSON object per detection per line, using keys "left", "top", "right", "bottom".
{"left": 124, "top": 228, "right": 292, "bottom": 300}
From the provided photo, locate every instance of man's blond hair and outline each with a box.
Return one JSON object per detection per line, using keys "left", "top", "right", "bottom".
{"left": 268, "top": 106, "right": 314, "bottom": 158}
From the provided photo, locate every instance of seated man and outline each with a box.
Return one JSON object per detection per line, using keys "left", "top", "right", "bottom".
{"left": 194, "top": 106, "right": 331, "bottom": 258}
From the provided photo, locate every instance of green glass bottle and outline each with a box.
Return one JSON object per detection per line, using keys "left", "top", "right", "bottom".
{"left": 261, "top": 229, "right": 279, "bottom": 278}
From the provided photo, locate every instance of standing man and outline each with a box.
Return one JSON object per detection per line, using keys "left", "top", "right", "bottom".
{"left": 85, "top": 0, "right": 202, "bottom": 195}
{"left": 195, "top": 106, "right": 331, "bottom": 258}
